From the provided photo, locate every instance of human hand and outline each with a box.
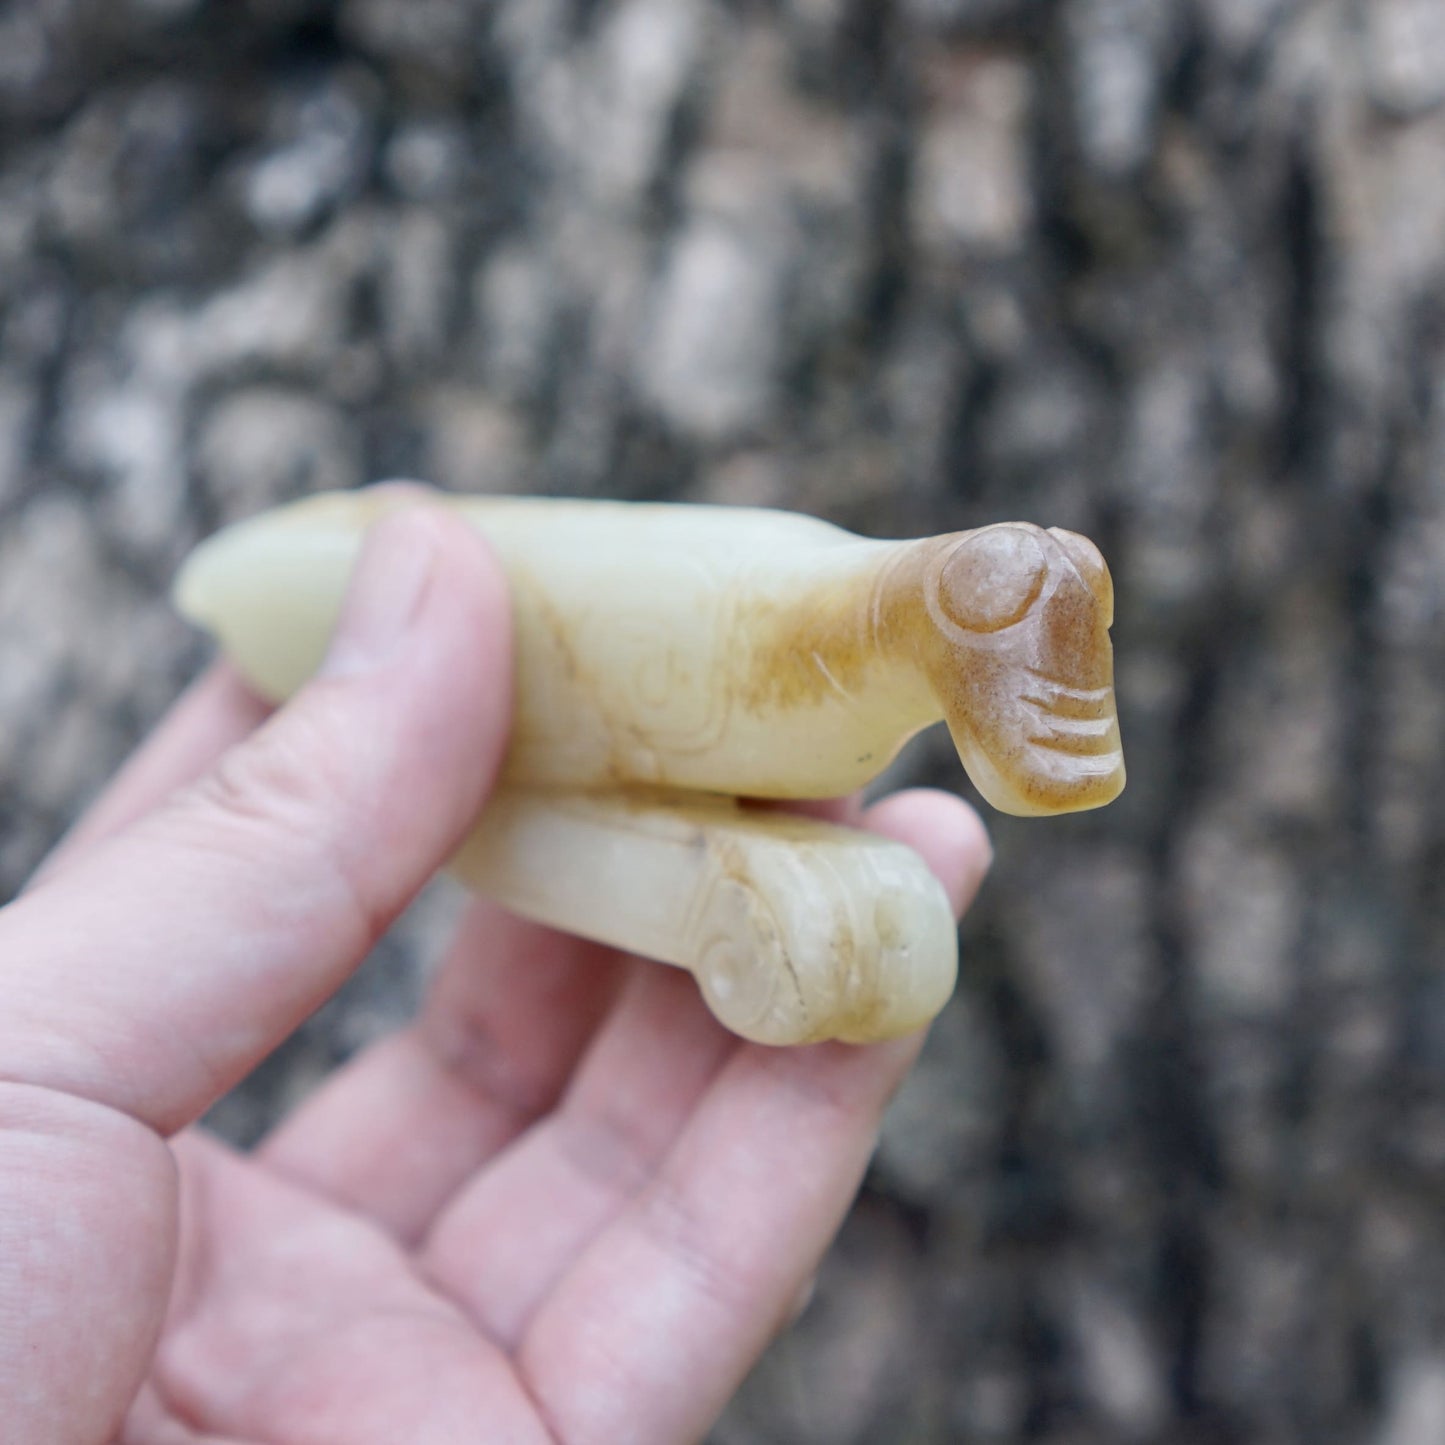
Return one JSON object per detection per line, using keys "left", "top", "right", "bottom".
{"left": 0, "top": 507, "right": 991, "bottom": 1445}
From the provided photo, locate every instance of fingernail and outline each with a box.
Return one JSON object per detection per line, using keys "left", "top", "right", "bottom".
{"left": 321, "top": 509, "right": 439, "bottom": 676}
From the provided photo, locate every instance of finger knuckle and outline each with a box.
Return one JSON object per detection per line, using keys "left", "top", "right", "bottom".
{"left": 196, "top": 705, "right": 355, "bottom": 846}
{"left": 174, "top": 690, "right": 384, "bottom": 942}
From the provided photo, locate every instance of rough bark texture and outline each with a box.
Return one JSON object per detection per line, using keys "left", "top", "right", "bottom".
{"left": 4, "top": 1, "right": 1445, "bottom": 1440}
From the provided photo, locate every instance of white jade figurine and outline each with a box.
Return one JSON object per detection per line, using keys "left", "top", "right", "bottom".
{"left": 174, "top": 489, "right": 1125, "bottom": 1046}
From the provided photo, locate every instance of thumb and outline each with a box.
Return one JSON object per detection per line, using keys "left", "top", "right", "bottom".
{"left": 0, "top": 505, "right": 513, "bottom": 1135}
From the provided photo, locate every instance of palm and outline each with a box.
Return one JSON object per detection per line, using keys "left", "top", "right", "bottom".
{"left": 132, "top": 926, "right": 914, "bottom": 1445}
{"left": 141, "top": 1139, "right": 550, "bottom": 1443}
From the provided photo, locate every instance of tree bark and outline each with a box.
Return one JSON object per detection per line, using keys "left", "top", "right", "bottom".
{"left": 3, "top": 0, "right": 1444, "bottom": 1439}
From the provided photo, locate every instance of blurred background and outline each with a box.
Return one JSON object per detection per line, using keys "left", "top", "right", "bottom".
{"left": 2, "top": 0, "right": 1444, "bottom": 1439}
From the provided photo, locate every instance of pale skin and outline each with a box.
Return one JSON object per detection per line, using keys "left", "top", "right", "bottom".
{"left": 0, "top": 508, "right": 991, "bottom": 1445}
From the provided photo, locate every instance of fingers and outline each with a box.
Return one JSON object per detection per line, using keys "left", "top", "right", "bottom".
{"left": 251, "top": 791, "right": 989, "bottom": 1250}
{"left": 419, "top": 962, "right": 739, "bottom": 1343}
{"left": 512, "top": 790, "right": 990, "bottom": 1445}
{"left": 401, "top": 790, "right": 987, "bottom": 1442}
{"left": 520, "top": 1034, "right": 923, "bottom": 1444}
{"left": 256, "top": 905, "right": 631, "bottom": 1242}
{"left": 0, "top": 506, "right": 513, "bottom": 1136}
{"left": 30, "top": 665, "right": 272, "bottom": 889}
{"left": 859, "top": 786, "right": 993, "bottom": 916}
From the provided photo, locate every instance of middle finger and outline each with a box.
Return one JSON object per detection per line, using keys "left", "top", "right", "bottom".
{"left": 256, "top": 901, "right": 630, "bottom": 1243}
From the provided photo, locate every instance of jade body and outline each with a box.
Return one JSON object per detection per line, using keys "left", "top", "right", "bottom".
{"left": 176, "top": 491, "right": 1124, "bottom": 814}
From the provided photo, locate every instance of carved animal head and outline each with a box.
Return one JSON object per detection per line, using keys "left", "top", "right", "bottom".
{"left": 915, "top": 523, "right": 1126, "bottom": 816}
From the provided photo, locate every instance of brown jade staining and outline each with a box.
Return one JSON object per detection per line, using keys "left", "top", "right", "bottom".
{"left": 174, "top": 490, "right": 1126, "bottom": 1045}
{"left": 913, "top": 523, "right": 1123, "bottom": 817}
{"left": 723, "top": 520, "right": 1125, "bottom": 815}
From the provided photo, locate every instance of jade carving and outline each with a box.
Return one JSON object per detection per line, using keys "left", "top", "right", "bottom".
{"left": 174, "top": 489, "right": 1125, "bottom": 1045}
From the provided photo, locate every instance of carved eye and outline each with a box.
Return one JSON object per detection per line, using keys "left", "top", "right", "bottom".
{"left": 937, "top": 527, "right": 1048, "bottom": 634}
{"left": 1048, "top": 528, "right": 1114, "bottom": 625}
